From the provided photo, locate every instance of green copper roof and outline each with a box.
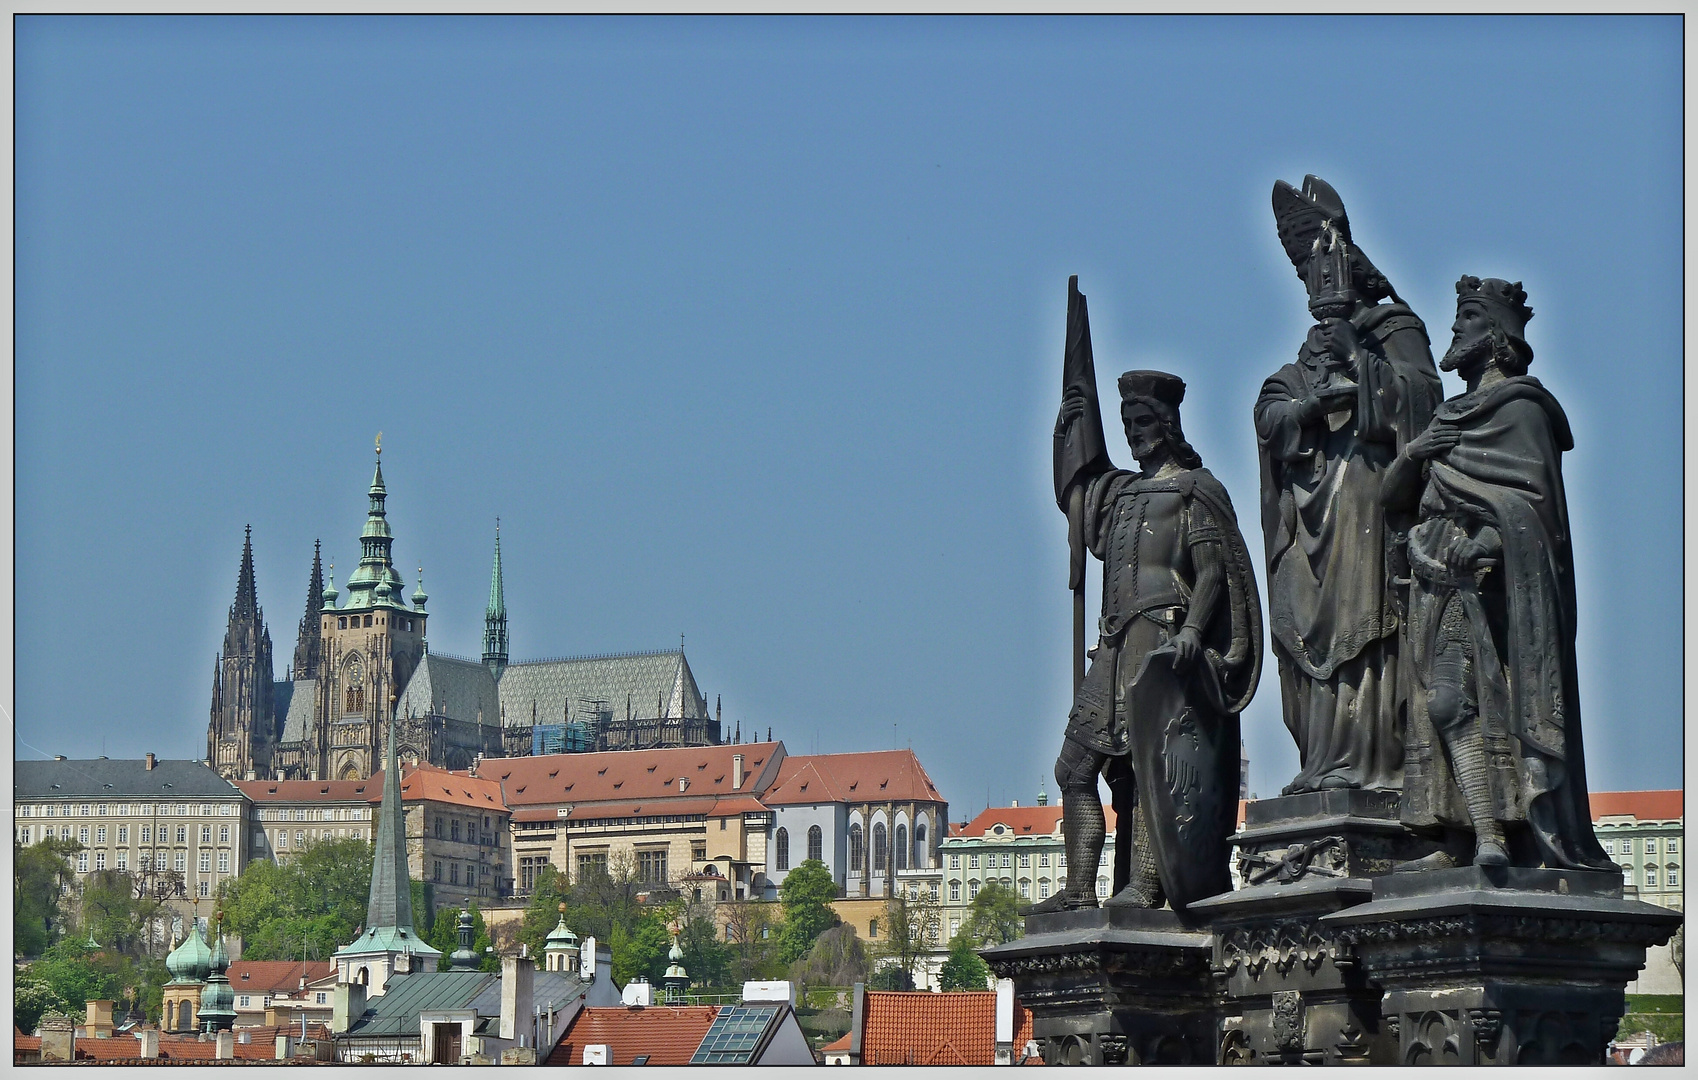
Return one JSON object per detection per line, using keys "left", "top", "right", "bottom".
{"left": 482, "top": 524, "right": 507, "bottom": 673}
{"left": 166, "top": 922, "right": 213, "bottom": 984}
{"left": 334, "top": 708, "right": 433, "bottom": 966}
{"left": 342, "top": 449, "right": 408, "bottom": 611}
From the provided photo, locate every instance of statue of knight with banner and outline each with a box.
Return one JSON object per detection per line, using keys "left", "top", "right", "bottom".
{"left": 1030, "top": 277, "right": 1262, "bottom": 913}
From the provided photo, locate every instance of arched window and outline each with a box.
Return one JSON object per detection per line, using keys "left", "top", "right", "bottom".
{"left": 807, "top": 825, "right": 823, "bottom": 863}
{"left": 775, "top": 828, "right": 790, "bottom": 871}
{"left": 895, "top": 824, "right": 909, "bottom": 871}
{"left": 873, "top": 823, "right": 888, "bottom": 873}
{"left": 914, "top": 822, "right": 928, "bottom": 866}
{"left": 849, "top": 824, "right": 864, "bottom": 872}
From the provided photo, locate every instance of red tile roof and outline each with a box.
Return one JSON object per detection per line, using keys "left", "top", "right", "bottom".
{"left": 15, "top": 1026, "right": 329, "bottom": 1062}
{"left": 234, "top": 779, "right": 371, "bottom": 803}
{"left": 763, "top": 750, "right": 945, "bottom": 807}
{"left": 560, "top": 798, "right": 721, "bottom": 822}
{"left": 496, "top": 744, "right": 783, "bottom": 809}
{"left": 857, "top": 991, "right": 1035, "bottom": 1066}
{"left": 1590, "top": 790, "right": 1683, "bottom": 823}
{"left": 954, "top": 803, "right": 1115, "bottom": 838}
{"left": 366, "top": 763, "right": 506, "bottom": 812}
{"left": 546, "top": 1006, "right": 723, "bottom": 1066}
{"left": 227, "top": 961, "right": 336, "bottom": 996}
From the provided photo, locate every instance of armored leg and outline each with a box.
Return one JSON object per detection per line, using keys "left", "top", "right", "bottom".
{"left": 1104, "top": 787, "right": 1165, "bottom": 908}
{"left": 1026, "top": 737, "right": 1108, "bottom": 913}
{"left": 1426, "top": 613, "right": 1508, "bottom": 867}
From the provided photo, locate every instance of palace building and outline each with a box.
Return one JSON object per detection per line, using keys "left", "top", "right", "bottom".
{"left": 207, "top": 445, "right": 721, "bottom": 782}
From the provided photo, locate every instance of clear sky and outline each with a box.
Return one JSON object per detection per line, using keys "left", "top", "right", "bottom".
{"left": 15, "top": 16, "right": 1682, "bottom": 817}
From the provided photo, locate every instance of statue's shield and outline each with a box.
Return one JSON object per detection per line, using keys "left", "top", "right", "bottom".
{"left": 1128, "top": 645, "right": 1237, "bottom": 908}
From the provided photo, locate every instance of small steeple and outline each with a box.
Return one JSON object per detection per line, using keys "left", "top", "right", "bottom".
{"left": 321, "top": 560, "right": 339, "bottom": 611}
{"left": 412, "top": 565, "right": 428, "bottom": 610}
{"left": 293, "top": 541, "right": 325, "bottom": 680}
{"left": 343, "top": 435, "right": 406, "bottom": 610}
{"left": 482, "top": 521, "right": 508, "bottom": 679}
{"left": 448, "top": 907, "right": 479, "bottom": 970}
{"left": 368, "top": 708, "right": 414, "bottom": 933}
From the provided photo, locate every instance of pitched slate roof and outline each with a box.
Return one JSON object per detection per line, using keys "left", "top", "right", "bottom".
{"left": 464, "top": 970, "right": 588, "bottom": 1018}
{"left": 15, "top": 759, "right": 243, "bottom": 800}
{"left": 495, "top": 650, "right": 709, "bottom": 728}
{"left": 763, "top": 750, "right": 945, "bottom": 807}
{"left": 395, "top": 653, "right": 500, "bottom": 727}
{"left": 492, "top": 743, "right": 784, "bottom": 809}
{"left": 278, "top": 679, "right": 318, "bottom": 744}
{"left": 855, "top": 991, "right": 1035, "bottom": 1066}
{"left": 546, "top": 1005, "right": 723, "bottom": 1066}
{"left": 1590, "top": 790, "right": 1684, "bottom": 823}
{"left": 227, "top": 960, "right": 337, "bottom": 996}
{"left": 340, "top": 972, "right": 497, "bottom": 1039}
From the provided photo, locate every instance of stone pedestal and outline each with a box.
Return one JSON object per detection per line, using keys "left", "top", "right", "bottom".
{"left": 981, "top": 907, "right": 1216, "bottom": 1066}
{"left": 1323, "top": 866, "right": 1683, "bottom": 1066}
{"left": 1194, "top": 788, "right": 1436, "bottom": 1064}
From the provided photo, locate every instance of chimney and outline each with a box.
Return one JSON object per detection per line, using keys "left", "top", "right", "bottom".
{"left": 145, "top": 753, "right": 156, "bottom": 770}
{"left": 245, "top": 769, "right": 256, "bottom": 781}
{"left": 621, "top": 978, "right": 652, "bottom": 1007}
{"left": 137, "top": 1028, "right": 160, "bottom": 1059}
{"left": 275, "top": 1034, "right": 294, "bottom": 1061}
{"left": 848, "top": 983, "right": 866, "bottom": 1066}
{"left": 583, "top": 1044, "right": 610, "bottom": 1065}
{"left": 732, "top": 754, "right": 744, "bottom": 790}
{"left": 994, "top": 977, "right": 1015, "bottom": 1065}
{"left": 500, "top": 953, "right": 534, "bottom": 1042}
{"left": 215, "top": 1030, "right": 235, "bottom": 1060}
{"left": 86, "top": 999, "right": 114, "bottom": 1038}
{"left": 331, "top": 982, "right": 366, "bottom": 1033}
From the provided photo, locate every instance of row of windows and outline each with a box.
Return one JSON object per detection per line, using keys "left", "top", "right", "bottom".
{"left": 272, "top": 828, "right": 366, "bottom": 849}
{"left": 259, "top": 807, "right": 371, "bottom": 823}
{"left": 431, "top": 859, "right": 486, "bottom": 887}
{"left": 1622, "top": 862, "right": 1680, "bottom": 888}
{"left": 772, "top": 826, "right": 824, "bottom": 871}
{"left": 847, "top": 821, "right": 930, "bottom": 873}
{"left": 336, "top": 613, "right": 412, "bottom": 630}
{"left": 432, "top": 815, "right": 501, "bottom": 844}
{"left": 236, "top": 993, "right": 328, "bottom": 1009}
{"left": 948, "top": 850, "right": 1079, "bottom": 871}
{"left": 948, "top": 876, "right": 1070, "bottom": 902}
{"left": 67, "top": 848, "right": 230, "bottom": 875}
{"left": 1603, "top": 837, "right": 1680, "bottom": 856}
{"left": 19, "top": 823, "right": 232, "bottom": 846}
{"left": 19, "top": 803, "right": 237, "bottom": 818}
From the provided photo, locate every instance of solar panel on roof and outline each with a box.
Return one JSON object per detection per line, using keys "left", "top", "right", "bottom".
{"left": 688, "top": 1006, "right": 780, "bottom": 1064}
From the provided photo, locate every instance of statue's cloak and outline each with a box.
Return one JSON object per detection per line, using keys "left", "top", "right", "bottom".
{"left": 1399, "top": 376, "right": 1611, "bottom": 871}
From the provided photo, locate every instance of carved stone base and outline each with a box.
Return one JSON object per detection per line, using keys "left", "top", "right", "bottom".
{"left": 1192, "top": 875, "right": 1391, "bottom": 1064}
{"left": 1233, "top": 789, "right": 1443, "bottom": 883}
{"left": 1322, "top": 866, "right": 1683, "bottom": 1065}
{"left": 981, "top": 907, "right": 1216, "bottom": 1066}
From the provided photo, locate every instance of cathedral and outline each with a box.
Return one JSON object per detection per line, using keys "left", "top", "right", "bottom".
{"left": 207, "top": 447, "right": 722, "bottom": 782}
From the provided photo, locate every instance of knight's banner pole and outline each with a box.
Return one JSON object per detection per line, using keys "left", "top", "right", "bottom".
{"left": 1055, "top": 276, "right": 1108, "bottom": 696}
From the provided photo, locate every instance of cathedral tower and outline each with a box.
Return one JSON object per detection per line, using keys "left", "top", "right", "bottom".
{"left": 312, "top": 441, "right": 429, "bottom": 780}
{"left": 208, "top": 526, "right": 276, "bottom": 780}
{"left": 482, "top": 523, "right": 508, "bottom": 679}
{"left": 291, "top": 540, "right": 325, "bottom": 680}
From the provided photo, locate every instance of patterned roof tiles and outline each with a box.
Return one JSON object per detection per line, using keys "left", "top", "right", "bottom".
{"left": 547, "top": 1005, "right": 723, "bottom": 1067}
{"left": 234, "top": 779, "right": 371, "bottom": 803}
{"left": 856, "top": 990, "right": 1035, "bottom": 1066}
{"left": 495, "top": 650, "right": 708, "bottom": 729}
{"left": 394, "top": 653, "right": 500, "bottom": 728}
{"left": 226, "top": 960, "right": 336, "bottom": 995}
{"left": 365, "top": 762, "right": 505, "bottom": 811}
{"left": 1591, "top": 790, "right": 1684, "bottom": 822}
{"left": 763, "top": 750, "right": 944, "bottom": 806}
{"left": 494, "top": 743, "right": 783, "bottom": 808}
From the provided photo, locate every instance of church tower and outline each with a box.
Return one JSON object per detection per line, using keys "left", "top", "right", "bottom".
{"left": 291, "top": 540, "right": 325, "bottom": 680}
{"left": 482, "top": 523, "right": 508, "bottom": 679}
{"left": 208, "top": 526, "right": 276, "bottom": 780}
{"left": 312, "top": 440, "right": 428, "bottom": 780}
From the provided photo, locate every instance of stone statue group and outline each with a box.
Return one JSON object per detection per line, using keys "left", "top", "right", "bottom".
{"left": 1035, "top": 176, "right": 1611, "bottom": 915}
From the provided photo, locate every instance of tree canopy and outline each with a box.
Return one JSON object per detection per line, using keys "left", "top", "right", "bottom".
{"left": 777, "top": 860, "right": 839, "bottom": 964}
{"left": 218, "top": 837, "right": 427, "bottom": 961}
{"left": 15, "top": 838, "right": 79, "bottom": 957}
{"left": 938, "top": 930, "right": 992, "bottom": 991}
{"left": 426, "top": 903, "right": 499, "bottom": 972}
{"left": 962, "top": 882, "right": 1023, "bottom": 946}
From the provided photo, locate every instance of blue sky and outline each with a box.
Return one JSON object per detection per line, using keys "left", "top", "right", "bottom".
{"left": 15, "top": 16, "right": 1682, "bottom": 816}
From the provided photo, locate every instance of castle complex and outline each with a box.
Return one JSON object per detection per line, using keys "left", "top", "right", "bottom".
{"left": 207, "top": 446, "right": 721, "bottom": 782}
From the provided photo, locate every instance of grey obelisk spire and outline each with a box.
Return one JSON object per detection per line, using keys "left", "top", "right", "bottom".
{"left": 366, "top": 708, "right": 412, "bottom": 932}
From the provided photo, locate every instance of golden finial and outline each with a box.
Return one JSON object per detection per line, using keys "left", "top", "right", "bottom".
{"left": 558, "top": 902, "right": 566, "bottom": 914}
{"left": 375, "top": 431, "right": 383, "bottom": 457}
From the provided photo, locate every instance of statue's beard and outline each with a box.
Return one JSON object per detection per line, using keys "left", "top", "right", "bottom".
{"left": 1441, "top": 330, "right": 1493, "bottom": 373}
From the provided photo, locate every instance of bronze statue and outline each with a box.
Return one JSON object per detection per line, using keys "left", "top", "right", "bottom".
{"left": 1039, "top": 294, "right": 1261, "bottom": 910}
{"left": 1383, "top": 277, "right": 1612, "bottom": 872}
{"left": 1257, "top": 176, "right": 1444, "bottom": 794}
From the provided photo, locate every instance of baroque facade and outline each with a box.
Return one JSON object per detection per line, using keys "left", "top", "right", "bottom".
{"left": 207, "top": 447, "right": 721, "bottom": 782}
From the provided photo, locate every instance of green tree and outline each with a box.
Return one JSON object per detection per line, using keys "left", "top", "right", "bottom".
{"left": 722, "top": 900, "right": 784, "bottom": 984}
{"left": 427, "top": 903, "right": 498, "bottom": 972}
{"left": 872, "top": 893, "right": 941, "bottom": 991}
{"left": 219, "top": 836, "right": 425, "bottom": 962}
{"left": 515, "top": 863, "right": 572, "bottom": 959}
{"left": 776, "top": 860, "right": 839, "bottom": 964}
{"left": 24, "top": 937, "right": 127, "bottom": 1023}
{"left": 963, "top": 882, "right": 1023, "bottom": 946}
{"left": 15, "top": 838, "right": 79, "bottom": 957}
{"left": 789, "top": 922, "right": 870, "bottom": 988}
{"left": 678, "top": 914, "right": 732, "bottom": 989}
{"left": 613, "top": 913, "right": 673, "bottom": 987}
{"left": 75, "top": 870, "right": 171, "bottom": 959}
{"left": 15, "top": 976, "right": 59, "bottom": 1034}
{"left": 938, "top": 931, "right": 992, "bottom": 991}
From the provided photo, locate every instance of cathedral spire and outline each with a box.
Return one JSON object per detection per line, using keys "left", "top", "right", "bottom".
{"left": 211, "top": 528, "right": 274, "bottom": 780}
{"left": 231, "top": 525, "right": 259, "bottom": 629}
{"left": 482, "top": 520, "right": 508, "bottom": 679}
{"left": 292, "top": 541, "right": 324, "bottom": 680}
{"left": 343, "top": 436, "right": 405, "bottom": 609}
